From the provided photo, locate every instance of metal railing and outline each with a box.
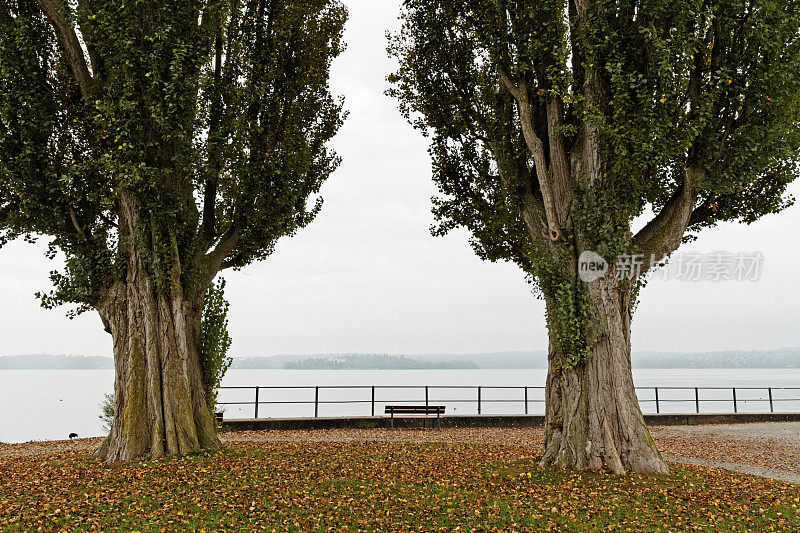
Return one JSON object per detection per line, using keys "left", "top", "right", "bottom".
{"left": 217, "top": 385, "right": 800, "bottom": 419}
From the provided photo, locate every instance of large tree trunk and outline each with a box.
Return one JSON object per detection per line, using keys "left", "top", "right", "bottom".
{"left": 93, "top": 197, "right": 222, "bottom": 463}
{"left": 94, "top": 276, "right": 222, "bottom": 462}
{"left": 541, "top": 277, "right": 668, "bottom": 475}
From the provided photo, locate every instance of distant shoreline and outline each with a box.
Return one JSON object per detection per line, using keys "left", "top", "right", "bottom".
{"left": 2, "top": 348, "right": 799, "bottom": 370}
{"left": 2, "top": 366, "right": 800, "bottom": 370}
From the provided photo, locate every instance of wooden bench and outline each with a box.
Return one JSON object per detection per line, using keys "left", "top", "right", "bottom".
{"left": 384, "top": 405, "right": 445, "bottom": 430}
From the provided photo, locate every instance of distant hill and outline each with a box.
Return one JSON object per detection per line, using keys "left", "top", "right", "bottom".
{"left": 230, "top": 351, "right": 547, "bottom": 369}
{"left": 232, "top": 347, "right": 800, "bottom": 369}
{"left": 2, "top": 347, "right": 798, "bottom": 369}
{"left": 0, "top": 354, "right": 113, "bottom": 369}
{"left": 283, "top": 354, "right": 479, "bottom": 370}
{"left": 631, "top": 347, "right": 800, "bottom": 368}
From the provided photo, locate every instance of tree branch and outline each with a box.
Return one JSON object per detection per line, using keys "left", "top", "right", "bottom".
{"left": 35, "top": 0, "right": 93, "bottom": 98}
{"left": 545, "top": 96, "right": 572, "bottom": 224}
{"left": 493, "top": 141, "right": 549, "bottom": 248}
{"left": 75, "top": 0, "right": 101, "bottom": 77}
{"left": 688, "top": 197, "right": 717, "bottom": 227}
{"left": 633, "top": 168, "right": 703, "bottom": 273}
{"left": 93, "top": 209, "right": 116, "bottom": 228}
{"left": 498, "top": 63, "right": 562, "bottom": 241}
{"left": 199, "top": 0, "right": 225, "bottom": 43}
{"left": 202, "top": 26, "right": 224, "bottom": 246}
{"left": 203, "top": 225, "right": 241, "bottom": 287}
{"left": 68, "top": 206, "right": 88, "bottom": 241}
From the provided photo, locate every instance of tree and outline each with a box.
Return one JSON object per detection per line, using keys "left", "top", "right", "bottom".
{"left": 389, "top": 0, "right": 800, "bottom": 473}
{"left": 0, "top": 0, "right": 346, "bottom": 462}
{"left": 200, "top": 277, "right": 233, "bottom": 412}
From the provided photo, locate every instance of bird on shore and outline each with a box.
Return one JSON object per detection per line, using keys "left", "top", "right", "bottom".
{"left": 68, "top": 433, "right": 78, "bottom": 440}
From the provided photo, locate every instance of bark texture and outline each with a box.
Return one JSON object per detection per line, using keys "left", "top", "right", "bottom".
{"left": 541, "top": 277, "right": 669, "bottom": 475}
{"left": 94, "top": 198, "right": 221, "bottom": 462}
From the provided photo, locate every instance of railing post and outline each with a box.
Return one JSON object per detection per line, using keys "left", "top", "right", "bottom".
{"left": 425, "top": 386, "right": 429, "bottom": 406}
{"left": 254, "top": 386, "right": 260, "bottom": 419}
{"left": 371, "top": 386, "right": 375, "bottom": 416}
{"left": 315, "top": 387, "right": 319, "bottom": 418}
{"left": 732, "top": 387, "right": 737, "bottom": 413}
{"left": 477, "top": 386, "right": 482, "bottom": 415}
{"left": 768, "top": 387, "right": 774, "bottom": 413}
{"left": 654, "top": 387, "right": 660, "bottom": 414}
{"left": 695, "top": 387, "right": 699, "bottom": 414}
{"left": 524, "top": 386, "right": 528, "bottom": 415}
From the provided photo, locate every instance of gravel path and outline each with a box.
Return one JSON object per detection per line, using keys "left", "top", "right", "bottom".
{"left": 3, "top": 423, "right": 798, "bottom": 484}
{"left": 650, "top": 423, "right": 800, "bottom": 478}
{"left": 0, "top": 437, "right": 102, "bottom": 458}
{"left": 662, "top": 453, "right": 800, "bottom": 484}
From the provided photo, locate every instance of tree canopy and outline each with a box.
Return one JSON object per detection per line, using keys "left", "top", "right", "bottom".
{"left": 389, "top": 0, "right": 800, "bottom": 280}
{"left": 0, "top": 0, "right": 347, "bottom": 310}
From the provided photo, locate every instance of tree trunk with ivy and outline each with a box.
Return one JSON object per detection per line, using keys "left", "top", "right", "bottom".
{"left": 541, "top": 279, "right": 667, "bottom": 475}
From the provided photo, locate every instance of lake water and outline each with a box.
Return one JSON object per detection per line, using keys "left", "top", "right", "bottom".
{"left": 2, "top": 368, "right": 799, "bottom": 444}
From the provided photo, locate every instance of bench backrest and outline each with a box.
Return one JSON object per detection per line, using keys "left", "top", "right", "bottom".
{"left": 384, "top": 405, "right": 445, "bottom": 415}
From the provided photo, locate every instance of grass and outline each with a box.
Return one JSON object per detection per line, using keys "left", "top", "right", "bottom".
{"left": 1, "top": 439, "right": 798, "bottom": 531}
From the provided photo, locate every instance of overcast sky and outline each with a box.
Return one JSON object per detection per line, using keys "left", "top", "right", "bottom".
{"left": 1, "top": 0, "right": 798, "bottom": 357}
